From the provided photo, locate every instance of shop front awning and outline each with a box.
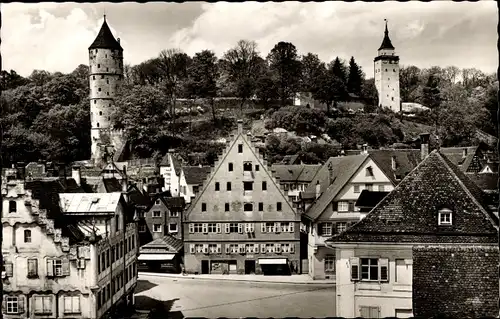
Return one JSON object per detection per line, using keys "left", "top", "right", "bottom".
{"left": 138, "top": 253, "right": 176, "bottom": 261}
{"left": 258, "top": 258, "right": 288, "bottom": 265}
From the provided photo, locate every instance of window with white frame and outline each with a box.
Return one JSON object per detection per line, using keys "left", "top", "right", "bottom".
{"left": 354, "top": 185, "right": 360, "bottom": 193}
{"left": 53, "top": 259, "right": 63, "bottom": 276}
{"left": 245, "top": 244, "right": 255, "bottom": 253}
{"left": 137, "top": 211, "right": 145, "bottom": 218}
{"left": 324, "top": 255, "right": 335, "bottom": 272}
{"left": 230, "top": 244, "right": 239, "bottom": 253}
{"left": 365, "top": 166, "right": 374, "bottom": 177}
{"left": 265, "top": 222, "right": 275, "bottom": 233}
{"left": 6, "top": 296, "right": 19, "bottom": 314}
{"left": 338, "top": 201, "right": 349, "bottom": 212}
{"left": 320, "top": 223, "right": 332, "bottom": 236}
{"left": 169, "top": 223, "right": 178, "bottom": 233}
{"left": 33, "top": 295, "right": 52, "bottom": 314}
{"left": 365, "top": 184, "right": 373, "bottom": 191}
{"left": 169, "top": 210, "right": 179, "bottom": 217}
{"left": 195, "top": 244, "right": 204, "bottom": 253}
{"left": 336, "top": 222, "right": 347, "bottom": 234}
{"left": 350, "top": 257, "right": 389, "bottom": 282}
{"left": 64, "top": 296, "right": 80, "bottom": 314}
{"left": 153, "top": 224, "right": 162, "bottom": 233}
{"left": 361, "top": 258, "right": 379, "bottom": 280}
{"left": 207, "top": 223, "right": 217, "bottom": 233}
{"left": 265, "top": 244, "right": 275, "bottom": 253}
{"left": 281, "top": 222, "right": 290, "bottom": 232}
{"left": 378, "top": 185, "right": 385, "bottom": 192}
{"left": 152, "top": 211, "right": 161, "bottom": 218}
{"left": 438, "top": 208, "right": 452, "bottom": 226}
{"left": 209, "top": 244, "right": 218, "bottom": 254}
{"left": 228, "top": 223, "right": 239, "bottom": 233}
{"left": 281, "top": 243, "right": 290, "bottom": 253}
{"left": 138, "top": 225, "right": 146, "bottom": 233}
{"left": 193, "top": 223, "right": 203, "bottom": 233}
{"left": 24, "top": 229, "right": 32, "bottom": 243}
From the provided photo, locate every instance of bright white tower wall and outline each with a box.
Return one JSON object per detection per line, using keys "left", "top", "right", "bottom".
{"left": 374, "top": 21, "right": 401, "bottom": 113}
{"left": 88, "top": 16, "right": 124, "bottom": 164}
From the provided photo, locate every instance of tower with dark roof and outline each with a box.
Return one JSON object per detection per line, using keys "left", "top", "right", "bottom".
{"left": 88, "top": 16, "right": 124, "bottom": 165}
{"left": 374, "top": 20, "right": 401, "bottom": 113}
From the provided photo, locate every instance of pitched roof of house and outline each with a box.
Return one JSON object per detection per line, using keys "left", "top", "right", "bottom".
{"left": 355, "top": 190, "right": 390, "bottom": 208}
{"left": 126, "top": 184, "right": 151, "bottom": 208}
{"left": 412, "top": 245, "right": 499, "bottom": 318}
{"left": 481, "top": 161, "right": 498, "bottom": 173}
{"left": 163, "top": 197, "right": 185, "bottom": 211}
{"left": 59, "top": 193, "right": 122, "bottom": 214}
{"left": 467, "top": 173, "right": 498, "bottom": 192}
{"left": 96, "top": 177, "right": 123, "bottom": 193}
{"left": 271, "top": 164, "right": 322, "bottom": 182}
{"left": 281, "top": 154, "right": 300, "bottom": 165}
{"left": 327, "top": 151, "right": 498, "bottom": 244}
{"left": 305, "top": 154, "right": 369, "bottom": 221}
{"left": 88, "top": 19, "right": 123, "bottom": 51}
{"left": 160, "top": 153, "right": 182, "bottom": 175}
{"left": 139, "top": 234, "right": 183, "bottom": 253}
{"left": 183, "top": 166, "right": 212, "bottom": 185}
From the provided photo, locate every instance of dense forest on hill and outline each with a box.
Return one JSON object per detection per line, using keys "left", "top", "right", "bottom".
{"left": 1, "top": 39, "right": 497, "bottom": 166}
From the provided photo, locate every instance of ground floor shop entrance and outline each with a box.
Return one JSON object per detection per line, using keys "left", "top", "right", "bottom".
{"left": 201, "top": 260, "right": 210, "bottom": 274}
{"left": 245, "top": 260, "right": 256, "bottom": 274}
{"left": 258, "top": 258, "right": 291, "bottom": 276}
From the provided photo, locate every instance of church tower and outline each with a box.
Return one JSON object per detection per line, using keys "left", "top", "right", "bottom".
{"left": 374, "top": 20, "right": 401, "bottom": 113}
{"left": 88, "top": 16, "right": 124, "bottom": 165}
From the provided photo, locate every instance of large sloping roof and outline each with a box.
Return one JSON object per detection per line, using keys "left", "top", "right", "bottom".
{"left": 466, "top": 173, "right": 498, "bottom": 192}
{"left": 271, "top": 164, "right": 322, "bottom": 182}
{"left": 89, "top": 19, "right": 123, "bottom": 51}
{"left": 160, "top": 153, "right": 183, "bottom": 175}
{"left": 305, "top": 154, "right": 369, "bottom": 221}
{"left": 327, "top": 151, "right": 498, "bottom": 244}
{"left": 59, "top": 193, "right": 122, "bottom": 214}
{"left": 183, "top": 166, "right": 212, "bottom": 185}
{"left": 355, "top": 190, "right": 390, "bottom": 208}
{"left": 378, "top": 23, "right": 395, "bottom": 50}
{"left": 140, "top": 234, "right": 183, "bottom": 253}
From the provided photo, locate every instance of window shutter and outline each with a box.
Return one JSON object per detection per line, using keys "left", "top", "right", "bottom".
{"left": 360, "top": 306, "right": 370, "bottom": 318}
{"left": 250, "top": 223, "right": 255, "bottom": 233}
{"left": 332, "top": 202, "right": 338, "bottom": 211}
{"left": 275, "top": 243, "right": 282, "bottom": 253}
{"left": 225, "top": 245, "right": 230, "bottom": 254}
{"left": 350, "top": 257, "right": 360, "bottom": 281}
{"left": 202, "top": 224, "right": 208, "bottom": 234}
{"left": 17, "top": 296, "right": 25, "bottom": 313}
{"left": 379, "top": 258, "right": 389, "bottom": 282}
{"left": 238, "top": 224, "right": 243, "bottom": 234}
{"left": 46, "top": 259, "right": 54, "bottom": 277}
{"left": 2, "top": 296, "right": 6, "bottom": 314}
{"left": 225, "top": 223, "right": 230, "bottom": 234}
{"left": 216, "top": 223, "right": 222, "bottom": 234}
{"left": 289, "top": 222, "right": 294, "bottom": 233}
{"left": 189, "top": 224, "right": 194, "bottom": 234}
{"left": 275, "top": 222, "right": 280, "bottom": 233}
{"left": 62, "top": 258, "right": 70, "bottom": 276}
{"left": 217, "top": 244, "right": 222, "bottom": 254}
{"left": 189, "top": 244, "right": 195, "bottom": 254}
{"left": 348, "top": 202, "right": 355, "bottom": 212}
{"left": 254, "top": 244, "right": 259, "bottom": 253}
{"left": 244, "top": 224, "right": 249, "bottom": 233}
{"left": 5, "top": 262, "right": 13, "bottom": 277}
{"left": 260, "top": 244, "right": 266, "bottom": 253}
{"left": 261, "top": 223, "right": 266, "bottom": 233}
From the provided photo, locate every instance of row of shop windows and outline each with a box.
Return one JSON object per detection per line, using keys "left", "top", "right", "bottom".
{"left": 189, "top": 222, "right": 295, "bottom": 234}
{"left": 2, "top": 295, "right": 80, "bottom": 315}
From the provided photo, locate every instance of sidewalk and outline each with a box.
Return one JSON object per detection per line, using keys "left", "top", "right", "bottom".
{"left": 138, "top": 272, "right": 336, "bottom": 285}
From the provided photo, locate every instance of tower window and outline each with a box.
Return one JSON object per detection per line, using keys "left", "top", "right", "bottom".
{"left": 101, "top": 75, "right": 104, "bottom": 79}
{"left": 9, "top": 201, "right": 16, "bottom": 213}
{"left": 107, "top": 92, "right": 109, "bottom": 96}
{"left": 93, "top": 75, "right": 95, "bottom": 80}
{"left": 393, "top": 69, "right": 396, "bottom": 72}
{"left": 215, "top": 182, "right": 220, "bottom": 191}
{"left": 107, "top": 79, "right": 109, "bottom": 84}
{"left": 391, "top": 97, "right": 394, "bottom": 101}
{"left": 98, "top": 64, "right": 100, "bottom": 68}
{"left": 108, "top": 116, "right": 110, "bottom": 121}
{"left": 105, "top": 54, "right": 107, "bottom": 58}
{"left": 385, "top": 69, "right": 387, "bottom": 71}
{"left": 99, "top": 111, "right": 102, "bottom": 116}
{"left": 107, "top": 68, "right": 109, "bottom": 71}
{"left": 94, "top": 100, "right": 96, "bottom": 104}
{"left": 98, "top": 88, "right": 101, "bottom": 92}
{"left": 228, "top": 163, "right": 233, "bottom": 171}
{"left": 97, "top": 122, "right": 100, "bottom": 128}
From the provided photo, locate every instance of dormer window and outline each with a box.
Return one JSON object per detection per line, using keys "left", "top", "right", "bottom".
{"left": 438, "top": 208, "right": 453, "bottom": 226}
{"left": 462, "top": 148, "right": 468, "bottom": 158}
{"left": 391, "top": 156, "right": 396, "bottom": 171}
{"left": 365, "top": 166, "right": 374, "bottom": 177}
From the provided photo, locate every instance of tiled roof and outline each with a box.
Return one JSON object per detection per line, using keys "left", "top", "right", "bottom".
{"left": 378, "top": 23, "right": 395, "bottom": 50}
{"left": 140, "top": 234, "right": 183, "bottom": 253}
{"left": 413, "top": 245, "right": 498, "bottom": 318}
{"left": 467, "top": 173, "right": 498, "bottom": 192}
{"left": 59, "top": 193, "right": 122, "bottom": 214}
{"left": 271, "top": 164, "right": 322, "bottom": 182}
{"left": 163, "top": 197, "right": 185, "bottom": 211}
{"left": 305, "top": 154, "right": 369, "bottom": 221}
{"left": 160, "top": 153, "right": 182, "bottom": 175}
{"left": 281, "top": 154, "right": 300, "bottom": 165}
{"left": 127, "top": 184, "right": 151, "bottom": 208}
{"left": 183, "top": 166, "right": 211, "bottom": 185}
{"left": 96, "top": 177, "right": 123, "bottom": 193}
{"left": 355, "top": 190, "right": 390, "bottom": 208}
{"left": 369, "top": 149, "right": 421, "bottom": 184}
{"left": 327, "top": 151, "right": 498, "bottom": 244}
{"left": 88, "top": 19, "right": 123, "bottom": 51}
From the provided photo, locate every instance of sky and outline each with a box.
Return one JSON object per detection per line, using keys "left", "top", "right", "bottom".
{"left": 2, "top": 2, "right": 498, "bottom": 78}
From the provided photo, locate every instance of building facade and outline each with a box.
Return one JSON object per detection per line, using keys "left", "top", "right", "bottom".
{"left": 327, "top": 150, "right": 498, "bottom": 318}
{"left": 271, "top": 164, "right": 322, "bottom": 204}
{"left": 374, "top": 20, "right": 400, "bottom": 113}
{"left": 301, "top": 153, "right": 395, "bottom": 280}
{"left": 2, "top": 174, "right": 138, "bottom": 319}
{"left": 183, "top": 120, "right": 301, "bottom": 275}
{"left": 89, "top": 17, "right": 124, "bottom": 165}
{"left": 140, "top": 194, "right": 185, "bottom": 244}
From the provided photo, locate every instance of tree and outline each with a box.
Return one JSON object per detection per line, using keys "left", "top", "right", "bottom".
{"left": 422, "top": 72, "right": 442, "bottom": 132}
{"left": 300, "top": 53, "right": 326, "bottom": 94}
{"left": 361, "top": 78, "right": 378, "bottom": 112}
{"left": 29, "top": 70, "right": 52, "bottom": 86}
{"left": 222, "top": 40, "right": 262, "bottom": 113}
{"left": 347, "top": 56, "right": 364, "bottom": 96}
{"left": 187, "top": 50, "right": 219, "bottom": 123}
{"left": 1, "top": 70, "right": 29, "bottom": 90}
{"left": 315, "top": 58, "right": 348, "bottom": 114}
{"left": 157, "top": 49, "right": 192, "bottom": 134}
{"left": 399, "top": 65, "right": 421, "bottom": 102}
{"left": 267, "top": 41, "right": 302, "bottom": 107}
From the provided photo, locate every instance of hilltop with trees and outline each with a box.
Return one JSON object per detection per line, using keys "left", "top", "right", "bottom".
{"left": 1, "top": 39, "right": 497, "bottom": 167}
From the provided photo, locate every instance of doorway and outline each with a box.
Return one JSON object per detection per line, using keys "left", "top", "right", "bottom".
{"left": 201, "top": 260, "right": 209, "bottom": 274}
{"left": 245, "top": 260, "right": 256, "bottom": 274}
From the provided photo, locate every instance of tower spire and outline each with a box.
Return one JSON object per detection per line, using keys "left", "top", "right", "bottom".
{"left": 378, "top": 18, "right": 395, "bottom": 51}
{"left": 384, "top": 19, "right": 388, "bottom": 35}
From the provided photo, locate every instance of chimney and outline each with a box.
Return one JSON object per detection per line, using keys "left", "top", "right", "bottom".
{"left": 237, "top": 119, "right": 243, "bottom": 134}
{"left": 315, "top": 181, "right": 321, "bottom": 199}
{"left": 72, "top": 166, "right": 81, "bottom": 186}
{"left": 420, "top": 133, "right": 430, "bottom": 161}
{"left": 362, "top": 144, "right": 368, "bottom": 154}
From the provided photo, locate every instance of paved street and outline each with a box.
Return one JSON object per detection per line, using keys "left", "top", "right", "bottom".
{"left": 134, "top": 274, "right": 336, "bottom": 318}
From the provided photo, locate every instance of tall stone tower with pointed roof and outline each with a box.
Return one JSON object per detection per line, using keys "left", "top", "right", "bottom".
{"left": 88, "top": 16, "right": 124, "bottom": 165}
{"left": 374, "top": 20, "right": 401, "bottom": 113}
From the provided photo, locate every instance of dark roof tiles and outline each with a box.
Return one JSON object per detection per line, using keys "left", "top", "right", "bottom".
{"left": 89, "top": 20, "right": 123, "bottom": 51}
{"left": 183, "top": 166, "right": 211, "bottom": 185}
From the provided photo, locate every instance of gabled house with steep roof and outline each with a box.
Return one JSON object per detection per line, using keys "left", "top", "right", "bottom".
{"left": 301, "top": 153, "right": 395, "bottom": 280}
{"left": 183, "top": 120, "right": 300, "bottom": 276}
{"left": 271, "top": 164, "right": 322, "bottom": 203}
{"left": 141, "top": 193, "right": 185, "bottom": 245}
{"left": 159, "top": 149, "right": 183, "bottom": 195}
{"left": 179, "top": 166, "right": 212, "bottom": 204}
{"left": 325, "top": 150, "right": 498, "bottom": 319}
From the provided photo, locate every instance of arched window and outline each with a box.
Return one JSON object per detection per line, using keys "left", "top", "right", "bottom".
{"left": 24, "top": 229, "right": 32, "bottom": 243}
{"left": 9, "top": 201, "right": 16, "bottom": 213}
{"left": 97, "top": 122, "right": 100, "bottom": 128}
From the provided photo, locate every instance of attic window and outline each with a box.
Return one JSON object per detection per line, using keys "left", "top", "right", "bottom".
{"left": 243, "top": 162, "right": 252, "bottom": 171}
{"left": 391, "top": 156, "right": 397, "bottom": 171}
{"left": 365, "top": 166, "right": 374, "bottom": 177}
{"left": 228, "top": 163, "right": 233, "bottom": 172}
{"left": 238, "top": 144, "right": 243, "bottom": 153}
{"left": 463, "top": 149, "right": 468, "bottom": 158}
{"left": 438, "top": 208, "right": 453, "bottom": 226}
{"left": 244, "top": 203, "right": 253, "bottom": 212}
